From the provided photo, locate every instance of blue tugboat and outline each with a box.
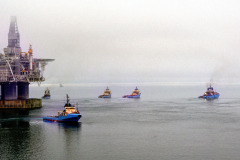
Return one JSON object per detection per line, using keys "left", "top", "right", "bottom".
{"left": 43, "top": 94, "right": 82, "bottom": 123}
{"left": 122, "top": 87, "right": 141, "bottom": 98}
{"left": 98, "top": 87, "right": 111, "bottom": 98}
{"left": 42, "top": 88, "right": 50, "bottom": 99}
{"left": 199, "top": 84, "right": 220, "bottom": 99}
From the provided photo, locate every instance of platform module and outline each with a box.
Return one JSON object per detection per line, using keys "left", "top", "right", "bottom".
{"left": 0, "top": 16, "right": 54, "bottom": 102}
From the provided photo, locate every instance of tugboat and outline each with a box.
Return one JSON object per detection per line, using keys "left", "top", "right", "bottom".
{"left": 98, "top": 87, "right": 111, "bottom": 98}
{"left": 43, "top": 94, "right": 82, "bottom": 123}
{"left": 199, "top": 84, "right": 220, "bottom": 99}
{"left": 122, "top": 87, "right": 141, "bottom": 98}
{"left": 42, "top": 88, "right": 50, "bottom": 99}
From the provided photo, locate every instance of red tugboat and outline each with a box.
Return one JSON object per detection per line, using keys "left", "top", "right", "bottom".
{"left": 43, "top": 94, "right": 81, "bottom": 123}
{"left": 98, "top": 87, "right": 111, "bottom": 98}
{"left": 199, "top": 84, "right": 220, "bottom": 99}
{"left": 122, "top": 87, "right": 141, "bottom": 98}
{"left": 42, "top": 88, "right": 50, "bottom": 99}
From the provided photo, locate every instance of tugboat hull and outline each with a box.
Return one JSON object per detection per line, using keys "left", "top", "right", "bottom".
{"left": 42, "top": 95, "right": 50, "bottom": 99}
{"left": 122, "top": 93, "right": 141, "bottom": 98}
{"left": 98, "top": 95, "right": 111, "bottom": 98}
{"left": 43, "top": 114, "right": 82, "bottom": 122}
{"left": 199, "top": 94, "right": 220, "bottom": 99}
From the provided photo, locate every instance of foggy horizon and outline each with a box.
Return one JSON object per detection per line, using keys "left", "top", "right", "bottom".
{"left": 0, "top": 0, "right": 240, "bottom": 84}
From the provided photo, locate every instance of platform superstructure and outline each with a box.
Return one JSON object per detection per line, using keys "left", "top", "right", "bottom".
{"left": 0, "top": 17, "right": 54, "bottom": 108}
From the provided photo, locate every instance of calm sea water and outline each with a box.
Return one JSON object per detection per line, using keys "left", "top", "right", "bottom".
{"left": 1, "top": 84, "right": 240, "bottom": 160}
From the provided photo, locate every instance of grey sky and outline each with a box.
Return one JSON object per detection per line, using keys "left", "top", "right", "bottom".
{"left": 0, "top": 0, "right": 240, "bottom": 84}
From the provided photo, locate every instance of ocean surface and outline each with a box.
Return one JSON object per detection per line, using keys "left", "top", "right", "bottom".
{"left": 1, "top": 84, "right": 240, "bottom": 160}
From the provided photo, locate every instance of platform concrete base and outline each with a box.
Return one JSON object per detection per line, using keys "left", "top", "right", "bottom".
{"left": 0, "top": 98, "right": 42, "bottom": 109}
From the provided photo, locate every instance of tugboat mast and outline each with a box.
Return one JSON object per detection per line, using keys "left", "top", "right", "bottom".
{"left": 65, "top": 94, "right": 71, "bottom": 107}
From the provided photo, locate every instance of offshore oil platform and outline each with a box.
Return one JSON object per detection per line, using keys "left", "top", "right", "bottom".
{"left": 0, "top": 16, "right": 54, "bottom": 109}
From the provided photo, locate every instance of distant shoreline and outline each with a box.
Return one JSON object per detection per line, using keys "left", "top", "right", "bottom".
{"left": 29, "top": 82, "right": 240, "bottom": 87}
